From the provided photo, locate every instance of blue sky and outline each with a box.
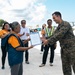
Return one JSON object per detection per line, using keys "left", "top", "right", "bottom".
{"left": 0, "top": 0, "right": 75, "bottom": 27}
{"left": 43, "top": 0, "right": 75, "bottom": 22}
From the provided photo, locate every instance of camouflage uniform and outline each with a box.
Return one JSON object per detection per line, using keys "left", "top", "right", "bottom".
{"left": 47, "top": 20, "right": 75, "bottom": 75}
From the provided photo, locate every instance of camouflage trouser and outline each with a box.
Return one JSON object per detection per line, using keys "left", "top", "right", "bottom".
{"left": 61, "top": 48, "right": 75, "bottom": 75}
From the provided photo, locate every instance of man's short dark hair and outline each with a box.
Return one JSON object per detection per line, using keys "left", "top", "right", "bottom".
{"left": 52, "top": 11, "right": 62, "bottom": 18}
{"left": 21, "top": 20, "right": 26, "bottom": 24}
{"left": 47, "top": 19, "right": 52, "bottom": 22}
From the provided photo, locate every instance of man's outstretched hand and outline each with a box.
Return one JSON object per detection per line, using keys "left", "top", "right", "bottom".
{"left": 41, "top": 37, "right": 48, "bottom": 45}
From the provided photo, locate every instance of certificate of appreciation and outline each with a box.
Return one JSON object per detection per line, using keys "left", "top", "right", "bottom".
{"left": 30, "top": 32, "right": 41, "bottom": 46}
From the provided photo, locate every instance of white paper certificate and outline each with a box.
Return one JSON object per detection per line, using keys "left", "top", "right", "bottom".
{"left": 30, "top": 32, "right": 41, "bottom": 46}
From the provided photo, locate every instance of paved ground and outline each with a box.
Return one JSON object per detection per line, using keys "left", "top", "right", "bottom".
{"left": 0, "top": 49, "right": 63, "bottom": 75}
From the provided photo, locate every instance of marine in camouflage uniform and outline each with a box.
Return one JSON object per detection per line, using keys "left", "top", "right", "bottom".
{"left": 43, "top": 12, "right": 75, "bottom": 75}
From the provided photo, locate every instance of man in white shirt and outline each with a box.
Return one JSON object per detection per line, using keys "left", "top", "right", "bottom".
{"left": 19, "top": 20, "right": 30, "bottom": 64}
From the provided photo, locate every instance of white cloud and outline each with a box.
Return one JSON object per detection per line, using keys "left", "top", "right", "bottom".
{"left": 0, "top": 0, "right": 47, "bottom": 27}
{"left": 9, "top": 0, "right": 37, "bottom": 9}
{"left": 29, "top": 4, "right": 47, "bottom": 22}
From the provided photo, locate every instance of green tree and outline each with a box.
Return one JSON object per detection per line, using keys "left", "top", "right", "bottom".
{"left": 0, "top": 19, "right": 5, "bottom": 27}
